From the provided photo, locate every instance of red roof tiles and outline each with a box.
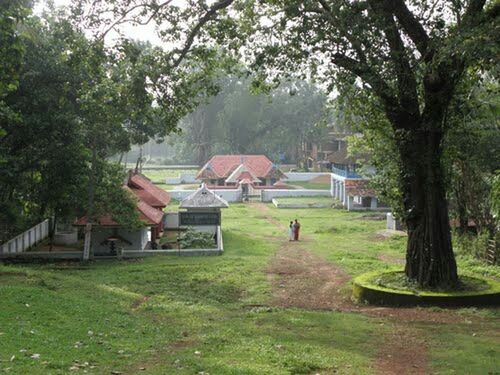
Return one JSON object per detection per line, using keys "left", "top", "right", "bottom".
{"left": 197, "top": 155, "right": 275, "bottom": 179}
{"left": 128, "top": 174, "right": 171, "bottom": 207}
{"left": 75, "top": 171, "right": 169, "bottom": 228}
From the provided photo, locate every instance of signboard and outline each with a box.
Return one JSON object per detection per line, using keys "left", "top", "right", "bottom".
{"left": 179, "top": 212, "right": 220, "bottom": 226}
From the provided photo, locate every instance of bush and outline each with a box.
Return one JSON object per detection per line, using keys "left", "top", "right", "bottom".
{"left": 179, "top": 227, "right": 215, "bottom": 249}
{"left": 454, "top": 231, "right": 490, "bottom": 260}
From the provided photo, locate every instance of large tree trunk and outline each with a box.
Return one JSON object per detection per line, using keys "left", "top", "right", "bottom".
{"left": 397, "top": 122, "right": 459, "bottom": 289}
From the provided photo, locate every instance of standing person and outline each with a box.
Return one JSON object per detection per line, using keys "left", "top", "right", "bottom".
{"left": 288, "top": 221, "right": 294, "bottom": 241}
{"left": 294, "top": 219, "right": 301, "bottom": 241}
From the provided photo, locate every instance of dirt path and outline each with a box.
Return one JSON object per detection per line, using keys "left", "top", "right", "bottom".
{"left": 253, "top": 202, "right": 474, "bottom": 374}
{"left": 267, "top": 239, "right": 430, "bottom": 374}
{"left": 267, "top": 241, "right": 351, "bottom": 310}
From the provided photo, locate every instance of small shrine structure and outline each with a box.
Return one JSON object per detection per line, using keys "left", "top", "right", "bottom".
{"left": 179, "top": 183, "right": 229, "bottom": 235}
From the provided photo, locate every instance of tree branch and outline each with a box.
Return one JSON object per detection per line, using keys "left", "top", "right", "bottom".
{"left": 98, "top": 1, "right": 174, "bottom": 41}
{"left": 390, "top": 0, "right": 431, "bottom": 59}
{"left": 331, "top": 53, "right": 399, "bottom": 115}
{"left": 171, "top": 0, "right": 235, "bottom": 68}
{"left": 367, "top": 0, "right": 420, "bottom": 118}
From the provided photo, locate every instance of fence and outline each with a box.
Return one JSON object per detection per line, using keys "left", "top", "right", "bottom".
{"left": 331, "top": 166, "right": 362, "bottom": 179}
{"left": 0, "top": 220, "right": 49, "bottom": 254}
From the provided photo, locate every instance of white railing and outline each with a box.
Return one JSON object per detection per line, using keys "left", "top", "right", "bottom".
{"left": 0, "top": 220, "right": 50, "bottom": 254}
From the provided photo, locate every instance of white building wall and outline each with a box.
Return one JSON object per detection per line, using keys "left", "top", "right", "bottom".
{"left": 91, "top": 227, "right": 149, "bottom": 253}
{"left": 284, "top": 172, "right": 331, "bottom": 181}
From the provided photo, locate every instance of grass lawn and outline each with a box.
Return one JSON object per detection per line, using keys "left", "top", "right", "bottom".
{"left": 287, "top": 180, "right": 331, "bottom": 190}
{"left": 275, "top": 196, "right": 334, "bottom": 205}
{"left": 1, "top": 204, "right": 498, "bottom": 374}
{"left": 142, "top": 169, "right": 198, "bottom": 183}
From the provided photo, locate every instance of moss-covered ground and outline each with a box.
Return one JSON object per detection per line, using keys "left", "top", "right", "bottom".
{"left": 0, "top": 203, "right": 498, "bottom": 374}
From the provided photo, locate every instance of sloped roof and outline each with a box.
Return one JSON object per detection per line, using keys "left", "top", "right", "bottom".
{"left": 128, "top": 173, "right": 171, "bottom": 207}
{"left": 180, "top": 183, "right": 229, "bottom": 208}
{"left": 226, "top": 164, "right": 261, "bottom": 184}
{"left": 137, "top": 200, "right": 164, "bottom": 225}
{"left": 74, "top": 171, "right": 168, "bottom": 228}
{"left": 345, "top": 179, "right": 376, "bottom": 197}
{"left": 197, "top": 155, "right": 278, "bottom": 179}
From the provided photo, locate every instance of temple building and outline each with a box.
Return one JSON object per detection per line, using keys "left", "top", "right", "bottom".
{"left": 74, "top": 171, "right": 170, "bottom": 255}
{"left": 196, "top": 155, "right": 286, "bottom": 197}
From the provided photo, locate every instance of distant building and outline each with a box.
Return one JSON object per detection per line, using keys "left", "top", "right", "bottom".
{"left": 196, "top": 155, "right": 286, "bottom": 197}
{"left": 302, "top": 132, "right": 363, "bottom": 173}
{"left": 74, "top": 171, "right": 170, "bottom": 255}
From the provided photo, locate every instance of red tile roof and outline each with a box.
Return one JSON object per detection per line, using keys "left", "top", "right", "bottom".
{"left": 197, "top": 155, "right": 275, "bottom": 179}
{"left": 345, "top": 179, "right": 376, "bottom": 197}
{"left": 137, "top": 200, "right": 164, "bottom": 225}
{"left": 74, "top": 172, "right": 169, "bottom": 228}
{"left": 74, "top": 200, "right": 163, "bottom": 227}
{"left": 128, "top": 174, "right": 171, "bottom": 207}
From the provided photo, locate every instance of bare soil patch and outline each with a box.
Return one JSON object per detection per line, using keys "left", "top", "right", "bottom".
{"left": 267, "top": 241, "right": 350, "bottom": 310}
{"left": 373, "top": 325, "right": 428, "bottom": 375}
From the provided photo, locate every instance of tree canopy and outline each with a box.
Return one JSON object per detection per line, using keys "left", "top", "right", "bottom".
{"left": 80, "top": 0, "right": 499, "bottom": 287}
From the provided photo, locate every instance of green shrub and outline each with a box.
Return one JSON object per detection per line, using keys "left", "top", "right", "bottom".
{"left": 454, "top": 231, "right": 490, "bottom": 259}
{"left": 179, "top": 227, "right": 215, "bottom": 249}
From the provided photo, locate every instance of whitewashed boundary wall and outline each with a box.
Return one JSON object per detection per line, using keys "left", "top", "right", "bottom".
{"left": 284, "top": 172, "right": 332, "bottom": 181}
{"left": 169, "top": 189, "right": 242, "bottom": 202}
{"left": 0, "top": 219, "right": 49, "bottom": 254}
{"left": 261, "top": 189, "right": 332, "bottom": 202}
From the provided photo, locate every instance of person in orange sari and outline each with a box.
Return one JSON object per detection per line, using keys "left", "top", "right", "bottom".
{"left": 293, "top": 219, "right": 301, "bottom": 241}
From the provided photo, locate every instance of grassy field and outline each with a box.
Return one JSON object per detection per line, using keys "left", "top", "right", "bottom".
{"left": 141, "top": 169, "right": 198, "bottom": 183}
{"left": 275, "top": 196, "right": 334, "bottom": 205}
{"left": 1, "top": 204, "right": 498, "bottom": 374}
{"left": 287, "top": 180, "right": 331, "bottom": 190}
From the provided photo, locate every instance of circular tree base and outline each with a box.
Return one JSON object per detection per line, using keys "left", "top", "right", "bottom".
{"left": 352, "top": 270, "right": 500, "bottom": 307}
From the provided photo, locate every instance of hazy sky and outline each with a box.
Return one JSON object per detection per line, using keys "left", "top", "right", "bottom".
{"left": 34, "top": 0, "right": 163, "bottom": 46}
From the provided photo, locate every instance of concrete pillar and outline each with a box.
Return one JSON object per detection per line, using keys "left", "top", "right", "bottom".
{"left": 347, "top": 195, "right": 354, "bottom": 211}
{"left": 370, "top": 197, "right": 378, "bottom": 209}
{"left": 342, "top": 182, "right": 347, "bottom": 206}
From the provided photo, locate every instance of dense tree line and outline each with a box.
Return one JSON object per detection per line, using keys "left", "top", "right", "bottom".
{"left": 168, "top": 77, "right": 330, "bottom": 166}
{"left": 0, "top": 4, "right": 225, "bottom": 242}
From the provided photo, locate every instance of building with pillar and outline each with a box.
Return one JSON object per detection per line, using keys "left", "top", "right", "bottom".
{"left": 331, "top": 169, "right": 383, "bottom": 211}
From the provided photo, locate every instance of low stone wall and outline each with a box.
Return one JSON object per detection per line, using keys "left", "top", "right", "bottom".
{"left": 122, "top": 249, "right": 222, "bottom": 257}
{"left": 0, "top": 251, "right": 83, "bottom": 260}
{"left": 261, "top": 189, "right": 331, "bottom": 202}
{"left": 169, "top": 188, "right": 242, "bottom": 202}
{"left": 284, "top": 172, "right": 331, "bottom": 181}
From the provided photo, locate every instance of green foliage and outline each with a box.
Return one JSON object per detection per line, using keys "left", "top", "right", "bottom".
{"left": 179, "top": 227, "right": 216, "bottom": 249}
{"left": 91, "top": 163, "right": 143, "bottom": 229}
{"left": 169, "top": 76, "right": 329, "bottom": 165}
